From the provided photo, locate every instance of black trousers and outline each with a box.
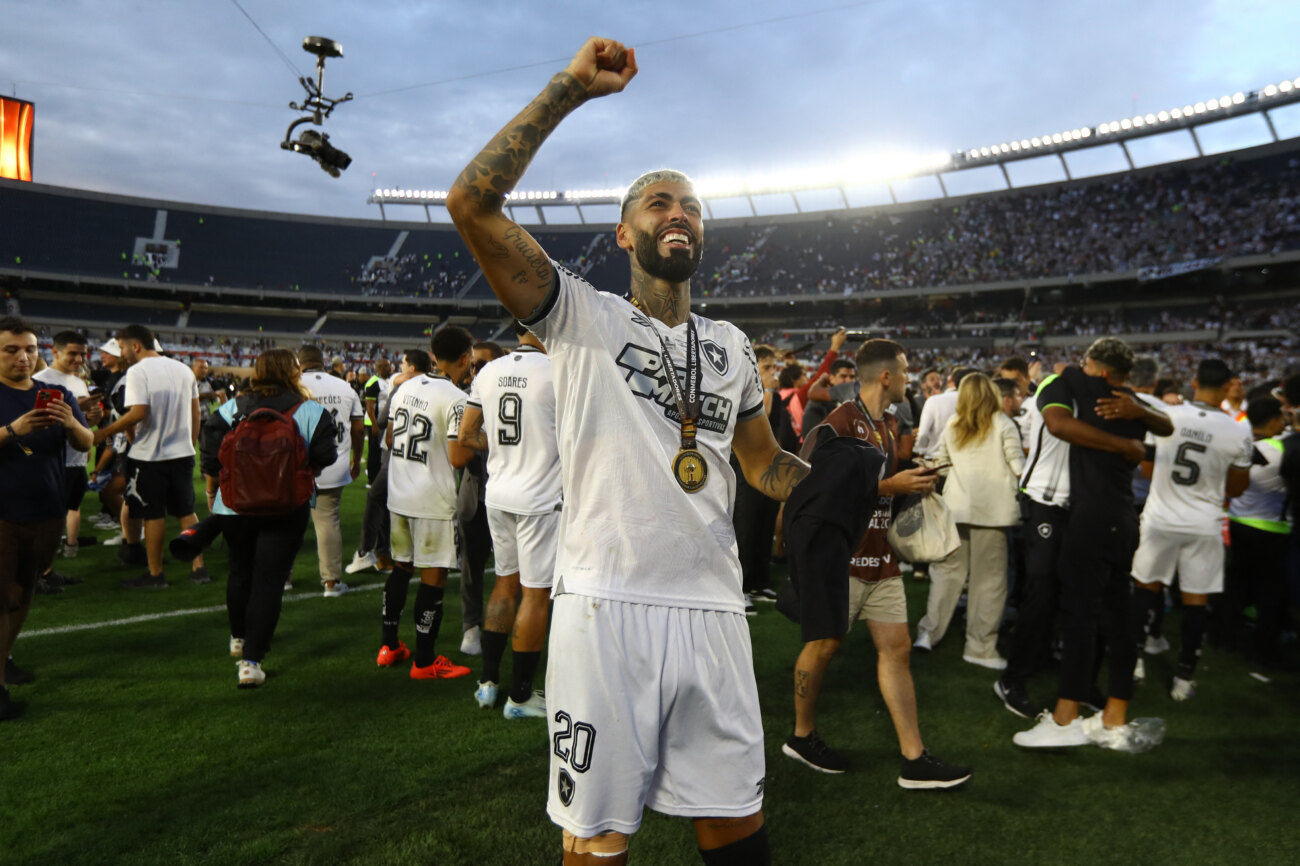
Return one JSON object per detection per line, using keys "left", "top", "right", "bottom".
{"left": 1224, "top": 522, "right": 1291, "bottom": 660}
{"left": 732, "top": 461, "right": 780, "bottom": 594}
{"left": 459, "top": 502, "right": 491, "bottom": 632}
{"left": 360, "top": 455, "right": 390, "bottom": 558}
{"left": 1057, "top": 531, "right": 1137, "bottom": 703}
{"left": 366, "top": 427, "right": 382, "bottom": 485}
{"left": 224, "top": 506, "right": 310, "bottom": 663}
{"left": 1003, "top": 499, "right": 1068, "bottom": 688}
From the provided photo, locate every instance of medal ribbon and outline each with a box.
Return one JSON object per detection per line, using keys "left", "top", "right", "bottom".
{"left": 633, "top": 300, "right": 701, "bottom": 451}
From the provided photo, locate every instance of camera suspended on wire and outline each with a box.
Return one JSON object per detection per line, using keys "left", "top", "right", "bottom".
{"left": 281, "top": 36, "right": 353, "bottom": 178}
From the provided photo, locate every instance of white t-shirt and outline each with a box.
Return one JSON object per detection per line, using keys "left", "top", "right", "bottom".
{"left": 33, "top": 367, "right": 90, "bottom": 468}
{"left": 123, "top": 356, "right": 198, "bottom": 461}
{"left": 525, "top": 263, "right": 765, "bottom": 614}
{"left": 914, "top": 389, "right": 959, "bottom": 458}
{"left": 1019, "top": 377, "right": 1071, "bottom": 507}
{"left": 302, "top": 370, "right": 364, "bottom": 490}
{"left": 386, "top": 373, "right": 466, "bottom": 519}
{"left": 467, "top": 346, "right": 562, "bottom": 515}
{"left": 1143, "top": 401, "right": 1253, "bottom": 535}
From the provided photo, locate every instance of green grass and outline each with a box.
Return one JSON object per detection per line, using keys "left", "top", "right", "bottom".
{"left": 4, "top": 471, "right": 1298, "bottom": 865}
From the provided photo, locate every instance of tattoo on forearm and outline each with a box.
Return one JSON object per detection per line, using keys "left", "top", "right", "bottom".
{"left": 758, "top": 451, "right": 810, "bottom": 502}
{"left": 451, "top": 72, "right": 588, "bottom": 212}
{"left": 795, "top": 669, "right": 811, "bottom": 698}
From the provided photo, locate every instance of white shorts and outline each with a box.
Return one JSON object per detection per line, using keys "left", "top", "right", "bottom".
{"left": 545, "top": 594, "right": 764, "bottom": 837}
{"left": 486, "top": 506, "right": 560, "bottom": 590}
{"left": 1130, "top": 522, "right": 1225, "bottom": 594}
{"left": 389, "top": 513, "right": 456, "bottom": 570}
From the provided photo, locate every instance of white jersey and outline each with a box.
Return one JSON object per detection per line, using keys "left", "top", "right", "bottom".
{"left": 385, "top": 373, "right": 466, "bottom": 519}
{"left": 33, "top": 367, "right": 91, "bottom": 468}
{"left": 122, "top": 355, "right": 198, "bottom": 461}
{"left": 1019, "top": 375, "right": 1070, "bottom": 507}
{"left": 1143, "top": 401, "right": 1253, "bottom": 535}
{"left": 914, "top": 389, "right": 958, "bottom": 459}
{"left": 525, "top": 263, "right": 766, "bottom": 614}
{"left": 302, "top": 370, "right": 364, "bottom": 490}
{"left": 466, "top": 346, "right": 562, "bottom": 515}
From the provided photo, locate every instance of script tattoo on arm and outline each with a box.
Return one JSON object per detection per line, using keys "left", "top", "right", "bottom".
{"left": 757, "top": 450, "right": 811, "bottom": 502}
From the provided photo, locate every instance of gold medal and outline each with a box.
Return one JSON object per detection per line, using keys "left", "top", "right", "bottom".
{"left": 673, "top": 448, "right": 708, "bottom": 493}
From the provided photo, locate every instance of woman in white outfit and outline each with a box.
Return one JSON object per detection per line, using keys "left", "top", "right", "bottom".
{"left": 915, "top": 373, "right": 1025, "bottom": 668}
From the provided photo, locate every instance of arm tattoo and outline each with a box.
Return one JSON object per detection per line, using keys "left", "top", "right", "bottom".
{"left": 461, "top": 429, "right": 488, "bottom": 450}
{"left": 757, "top": 450, "right": 810, "bottom": 502}
{"left": 451, "top": 72, "right": 588, "bottom": 213}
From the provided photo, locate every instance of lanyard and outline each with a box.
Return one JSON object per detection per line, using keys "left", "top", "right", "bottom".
{"left": 632, "top": 299, "right": 701, "bottom": 449}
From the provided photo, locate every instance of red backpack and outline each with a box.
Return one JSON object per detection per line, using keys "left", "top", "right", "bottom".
{"left": 218, "top": 400, "right": 314, "bottom": 516}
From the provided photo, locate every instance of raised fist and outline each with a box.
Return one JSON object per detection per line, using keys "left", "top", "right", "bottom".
{"left": 565, "top": 37, "right": 638, "bottom": 99}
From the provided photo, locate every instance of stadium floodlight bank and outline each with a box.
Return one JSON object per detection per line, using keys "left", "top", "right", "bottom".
{"left": 368, "top": 74, "right": 1300, "bottom": 222}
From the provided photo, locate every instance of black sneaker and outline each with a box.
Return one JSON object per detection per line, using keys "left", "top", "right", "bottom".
{"left": 898, "top": 750, "right": 971, "bottom": 789}
{"left": 753, "top": 588, "right": 779, "bottom": 603}
{"left": 189, "top": 566, "right": 212, "bottom": 585}
{"left": 5, "top": 658, "right": 35, "bottom": 685}
{"left": 35, "top": 577, "right": 62, "bottom": 595}
{"left": 744, "top": 594, "right": 758, "bottom": 616}
{"left": 117, "top": 542, "right": 147, "bottom": 567}
{"left": 0, "top": 686, "right": 22, "bottom": 722}
{"left": 45, "top": 572, "right": 84, "bottom": 587}
{"left": 782, "top": 730, "right": 848, "bottom": 774}
{"left": 994, "top": 678, "right": 1039, "bottom": 720}
{"left": 121, "top": 572, "right": 167, "bottom": 589}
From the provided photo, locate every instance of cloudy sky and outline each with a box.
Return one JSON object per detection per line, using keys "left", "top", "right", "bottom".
{"left": 9, "top": 0, "right": 1300, "bottom": 223}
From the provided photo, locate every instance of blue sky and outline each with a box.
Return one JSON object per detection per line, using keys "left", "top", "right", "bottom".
{"left": 8, "top": 0, "right": 1300, "bottom": 222}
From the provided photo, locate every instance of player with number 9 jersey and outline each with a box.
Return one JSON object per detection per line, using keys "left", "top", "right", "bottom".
{"left": 466, "top": 344, "right": 561, "bottom": 515}
{"left": 387, "top": 373, "right": 467, "bottom": 519}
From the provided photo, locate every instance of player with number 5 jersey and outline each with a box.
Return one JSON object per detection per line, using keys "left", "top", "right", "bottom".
{"left": 1131, "top": 359, "right": 1253, "bottom": 702}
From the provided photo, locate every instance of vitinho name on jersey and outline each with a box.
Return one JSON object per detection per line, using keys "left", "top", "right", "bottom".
{"left": 616, "top": 343, "right": 734, "bottom": 434}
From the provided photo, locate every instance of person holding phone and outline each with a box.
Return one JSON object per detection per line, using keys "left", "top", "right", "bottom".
{"left": 0, "top": 316, "right": 92, "bottom": 720}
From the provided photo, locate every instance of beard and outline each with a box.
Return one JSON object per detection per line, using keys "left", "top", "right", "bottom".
{"left": 632, "top": 227, "right": 703, "bottom": 282}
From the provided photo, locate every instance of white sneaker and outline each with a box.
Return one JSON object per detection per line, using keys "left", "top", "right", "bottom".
{"left": 913, "top": 630, "right": 933, "bottom": 652}
{"left": 460, "top": 626, "right": 482, "bottom": 656}
{"left": 962, "top": 653, "right": 1008, "bottom": 671}
{"left": 474, "top": 680, "right": 498, "bottom": 709}
{"left": 1144, "top": 635, "right": 1171, "bottom": 655}
{"left": 283, "top": 579, "right": 293, "bottom": 591}
{"left": 322, "top": 581, "right": 348, "bottom": 598}
{"left": 237, "top": 659, "right": 265, "bottom": 689}
{"left": 1013, "top": 710, "right": 1090, "bottom": 748}
{"left": 1133, "top": 658, "right": 1146, "bottom": 682}
{"left": 345, "top": 551, "right": 377, "bottom": 575}
{"left": 1081, "top": 713, "right": 1129, "bottom": 750}
{"left": 503, "top": 690, "right": 547, "bottom": 719}
{"left": 229, "top": 637, "right": 244, "bottom": 658}
{"left": 1170, "top": 676, "right": 1196, "bottom": 701}
{"left": 103, "top": 535, "right": 126, "bottom": 546}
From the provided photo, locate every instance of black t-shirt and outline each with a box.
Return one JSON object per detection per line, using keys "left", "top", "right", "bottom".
{"left": 1036, "top": 366, "right": 1144, "bottom": 557}
{"left": 1, "top": 381, "right": 88, "bottom": 523}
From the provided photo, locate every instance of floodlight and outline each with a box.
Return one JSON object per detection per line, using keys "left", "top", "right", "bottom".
{"left": 1264, "top": 84, "right": 1278, "bottom": 97}
{"left": 1120, "top": 118, "right": 1132, "bottom": 129}
{"left": 1144, "top": 113, "right": 1156, "bottom": 124}
{"left": 1194, "top": 102, "right": 1206, "bottom": 113}
{"left": 1232, "top": 92, "right": 1245, "bottom": 104}
{"left": 1170, "top": 108, "right": 1182, "bottom": 119}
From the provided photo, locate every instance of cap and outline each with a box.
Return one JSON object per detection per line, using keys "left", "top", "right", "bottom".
{"left": 99, "top": 338, "right": 121, "bottom": 356}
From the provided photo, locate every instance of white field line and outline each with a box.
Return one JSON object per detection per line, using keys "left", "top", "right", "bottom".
{"left": 18, "top": 572, "right": 488, "bottom": 640}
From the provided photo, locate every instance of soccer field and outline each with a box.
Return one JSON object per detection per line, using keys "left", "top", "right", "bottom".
{"left": 5, "top": 473, "right": 1297, "bottom": 866}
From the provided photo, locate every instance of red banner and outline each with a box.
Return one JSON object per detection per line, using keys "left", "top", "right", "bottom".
{"left": 0, "top": 97, "right": 35, "bottom": 182}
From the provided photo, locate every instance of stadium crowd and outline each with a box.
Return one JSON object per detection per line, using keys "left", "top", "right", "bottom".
{"left": 700, "top": 156, "right": 1300, "bottom": 298}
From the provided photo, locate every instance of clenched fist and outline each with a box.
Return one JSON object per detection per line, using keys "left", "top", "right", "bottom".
{"left": 565, "top": 37, "right": 638, "bottom": 99}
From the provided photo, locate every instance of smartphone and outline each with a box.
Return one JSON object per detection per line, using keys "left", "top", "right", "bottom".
{"left": 34, "top": 389, "right": 63, "bottom": 410}
{"left": 924, "top": 463, "right": 952, "bottom": 473}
